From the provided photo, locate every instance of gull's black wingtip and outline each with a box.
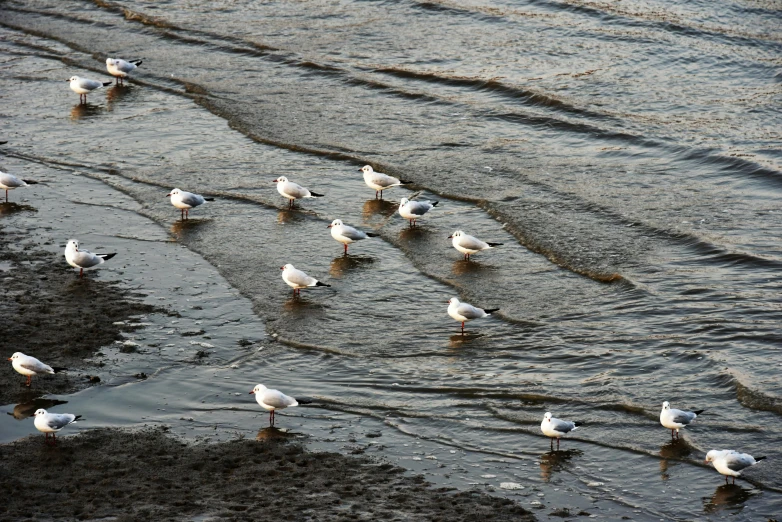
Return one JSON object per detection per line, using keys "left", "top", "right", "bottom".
{"left": 366, "top": 232, "right": 381, "bottom": 238}
{"left": 484, "top": 308, "right": 500, "bottom": 314}
{"left": 487, "top": 242, "right": 503, "bottom": 247}
{"left": 431, "top": 201, "right": 440, "bottom": 206}
{"left": 74, "top": 415, "right": 83, "bottom": 421}
{"left": 131, "top": 59, "right": 143, "bottom": 66}
{"left": 101, "top": 253, "right": 118, "bottom": 261}
{"left": 315, "top": 281, "right": 330, "bottom": 287}
{"left": 574, "top": 421, "right": 583, "bottom": 427}
{"left": 310, "top": 191, "right": 325, "bottom": 198}
{"left": 102, "top": 81, "right": 113, "bottom": 87}
{"left": 52, "top": 367, "right": 68, "bottom": 373}
{"left": 694, "top": 409, "right": 705, "bottom": 415}
{"left": 400, "top": 180, "right": 414, "bottom": 184}
{"left": 756, "top": 456, "right": 768, "bottom": 462}
{"left": 23, "top": 179, "right": 39, "bottom": 185}
{"left": 204, "top": 197, "right": 216, "bottom": 202}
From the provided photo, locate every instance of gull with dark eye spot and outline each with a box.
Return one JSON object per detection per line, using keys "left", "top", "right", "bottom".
{"left": 64, "top": 239, "right": 117, "bottom": 279}
{"left": 166, "top": 188, "right": 215, "bottom": 220}
{"left": 250, "top": 384, "right": 299, "bottom": 427}
{"left": 541, "top": 412, "right": 582, "bottom": 450}
{"left": 67, "top": 76, "right": 112, "bottom": 104}
{"left": 273, "top": 176, "right": 324, "bottom": 208}
{"left": 706, "top": 450, "right": 766, "bottom": 484}
{"left": 660, "top": 401, "right": 704, "bottom": 439}
{"left": 34, "top": 409, "right": 82, "bottom": 446}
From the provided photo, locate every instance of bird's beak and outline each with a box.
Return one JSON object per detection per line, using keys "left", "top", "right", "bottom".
{"left": 704, "top": 459, "right": 709, "bottom": 464}
{"left": 7, "top": 358, "right": 11, "bottom": 361}
{"left": 358, "top": 168, "right": 363, "bottom": 172}
{"left": 327, "top": 224, "right": 332, "bottom": 228}
{"left": 249, "top": 390, "right": 255, "bottom": 394}
{"left": 447, "top": 235, "right": 453, "bottom": 238}
{"left": 272, "top": 179, "right": 278, "bottom": 183}
{"left": 280, "top": 266, "right": 285, "bottom": 270}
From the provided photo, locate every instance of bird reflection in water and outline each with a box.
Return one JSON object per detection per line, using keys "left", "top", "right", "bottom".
{"left": 704, "top": 483, "right": 754, "bottom": 514}
{"left": 256, "top": 426, "right": 294, "bottom": 441}
{"left": 8, "top": 398, "right": 68, "bottom": 420}
{"left": 70, "top": 103, "right": 102, "bottom": 121}
{"left": 170, "top": 218, "right": 209, "bottom": 239}
{"left": 329, "top": 255, "right": 374, "bottom": 278}
{"left": 448, "top": 332, "right": 484, "bottom": 348}
{"left": 451, "top": 259, "right": 489, "bottom": 276}
{"left": 106, "top": 84, "right": 132, "bottom": 111}
{"left": 362, "top": 198, "right": 397, "bottom": 221}
{"left": 539, "top": 449, "right": 582, "bottom": 483}
{"left": 276, "top": 209, "right": 306, "bottom": 225}
{"left": 0, "top": 202, "right": 36, "bottom": 215}
{"left": 658, "top": 438, "right": 692, "bottom": 481}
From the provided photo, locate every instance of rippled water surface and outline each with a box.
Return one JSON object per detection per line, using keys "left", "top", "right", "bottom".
{"left": 1, "top": 0, "right": 782, "bottom": 519}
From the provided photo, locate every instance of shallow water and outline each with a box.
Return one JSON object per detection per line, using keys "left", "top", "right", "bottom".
{"left": 2, "top": 0, "right": 782, "bottom": 519}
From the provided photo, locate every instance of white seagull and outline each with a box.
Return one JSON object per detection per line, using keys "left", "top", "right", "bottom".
{"left": 167, "top": 188, "right": 215, "bottom": 219}
{"left": 359, "top": 165, "right": 412, "bottom": 199}
{"left": 8, "top": 352, "right": 66, "bottom": 387}
{"left": 250, "top": 384, "right": 299, "bottom": 427}
{"left": 705, "top": 450, "right": 766, "bottom": 484}
{"left": 64, "top": 239, "right": 117, "bottom": 279}
{"left": 34, "top": 409, "right": 81, "bottom": 446}
{"left": 106, "top": 57, "right": 142, "bottom": 84}
{"left": 281, "top": 263, "right": 330, "bottom": 296}
{"left": 447, "top": 297, "right": 498, "bottom": 333}
{"left": 449, "top": 230, "right": 503, "bottom": 260}
{"left": 328, "top": 219, "right": 379, "bottom": 254}
{"left": 0, "top": 170, "right": 38, "bottom": 203}
{"left": 541, "top": 412, "right": 582, "bottom": 450}
{"left": 273, "top": 176, "right": 324, "bottom": 208}
{"left": 660, "top": 401, "right": 704, "bottom": 439}
{"left": 399, "top": 197, "right": 438, "bottom": 226}
{"left": 68, "top": 76, "right": 112, "bottom": 103}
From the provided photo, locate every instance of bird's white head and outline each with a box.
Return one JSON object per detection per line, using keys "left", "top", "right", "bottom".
{"left": 250, "top": 384, "right": 268, "bottom": 395}
{"left": 106, "top": 58, "right": 115, "bottom": 66}
{"left": 66, "top": 239, "right": 79, "bottom": 252}
{"left": 662, "top": 401, "right": 670, "bottom": 410}
{"left": 448, "top": 297, "right": 460, "bottom": 306}
{"left": 281, "top": 264, "right": 294, "bottom": 271}
{"left": 705, "top": 450, "right": 720, "bottom": 463}
{"left": 34, "top": 409, "right": 47, "bottom": 416}
{"left": 449, "top": 230, "right": 464, "bottom": 239}
{"left": 8, "top": 352, "right": 24, "bottom": 361}
{"left": 328, "top": 219, "right": 343, "bottom": 228}
{"left": 399, "top": 197, "right": 409, "bottom": 206}
{"left": 360, "top": 165, "right": 374, "bottom": 174}
{"left": 544, "top": 412, "right": 552, "bottom": 422}
{"left": 67, "top": 76, "right": 80, "bottom": 83}
{"left": 167, "top": 188, "right": 180, "bottom": 198}
{"left": 273, "top": 176, "right": 288, "bottom": 183}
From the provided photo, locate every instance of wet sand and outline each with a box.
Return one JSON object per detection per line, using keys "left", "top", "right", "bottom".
{"left": 0, "top": 221, "right": 157, "bottom": 405}
{"left": 0, "top": 428, "right": 533, "bottom": 521}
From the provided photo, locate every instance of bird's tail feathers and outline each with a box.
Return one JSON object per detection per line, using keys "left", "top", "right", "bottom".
{"left": 102, "top": 81, "right": 113, "bottom": 87}
{"left": 487, "top": 242, "right": 503, "bottom": 247}
{"left": 431, "top": 201, "right": 440, "bottom": 207}
{"left": 693, "top": 409, "right": 705, "bottom": 415}
{"left": 573, "top": 421, "right": 583, "bottom": 428}
{"left": 400, "top": 180, "right": 414, "bottom": 184}
{"left": 756, "top": 456, "right": 768, "bottom": 462}
{"left": 99, "top": 253, "right": 117, "bottom": 261}
{"left": 52, "top": 367, "right": 68, "bottom": 373}
{"left": 484, "top": 308, "right": 500, "bottom": 314}
{"left": 23, "top": 179, "right": 39, "bottom": 185}
{"left": 366, "top": 232, "right": 381, "bottom": 238}
{"left": 315, "top": 281, "right": 331, "bottom": 287}
{"left": 296, "top": 398, "right": 314, "bottom": 405}
{"left": 309, "top": 191, "right": 325, "bottom": 198}
{"left": 130, "top": 59, "right": 143, "bottom": 66}
{"left": 74, "top": 415, "right": 83, "bottom": 421}
{"left": 204, "top": 197, "right": 216, "bottom": 202}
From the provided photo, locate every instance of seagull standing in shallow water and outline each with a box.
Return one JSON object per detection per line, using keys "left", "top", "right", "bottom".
{"left": 8, "top": 352, "right": 66, "bottom": 387}
{"left": 359, "top": 165, "right": 412, "bottom": 199}
{"left": 281, "top": 264, "right": 330, "bottom": 296}
{"left": 34, "top": 409, "right": 81, "bottom": 446}
{"left": 106, "top": 58, "right": 142, "bottom": 84}
{"left": 541, "top": 412, "right": 582, "bottom": 450}
{"left": 449, "top": 230, "right": 503, "bottom": 260}
{"left": 167, "top": 188, "right": 215, "bottom": 219}
{"left": 447, "top": 297, "right": 498, "bottom": 333}
{"left": 64, "top": 239, "right": 117, "bottom": 278}
{"left": 273, "top": 176, "right": 324, "bottom": 208}
{"left": 328, "top": 219, "right": 380, "bottom": 254}
{"left": 399, "top": 197, "right": 438, "bottom": 226}
{"left": 705, "top": 450, "right": 766, "bottom": 484}
{"left": 250, "top": 384, "right": 299, "bottom": 427}
{"left": 68, "top": 76, "right": 112, "bottom": 103}
{"left": 0, "top": 171, "right": 38, "bottom": 203}
{"left": 660, "top": 401, "right": 704, "bottom": 439}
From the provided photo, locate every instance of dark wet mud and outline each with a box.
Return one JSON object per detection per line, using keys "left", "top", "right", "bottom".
{"left": 0, "top": 428, "right": 533, "bottom": 522}
{"left": 0, "top": 225, "right": 157, "bottom": 405}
